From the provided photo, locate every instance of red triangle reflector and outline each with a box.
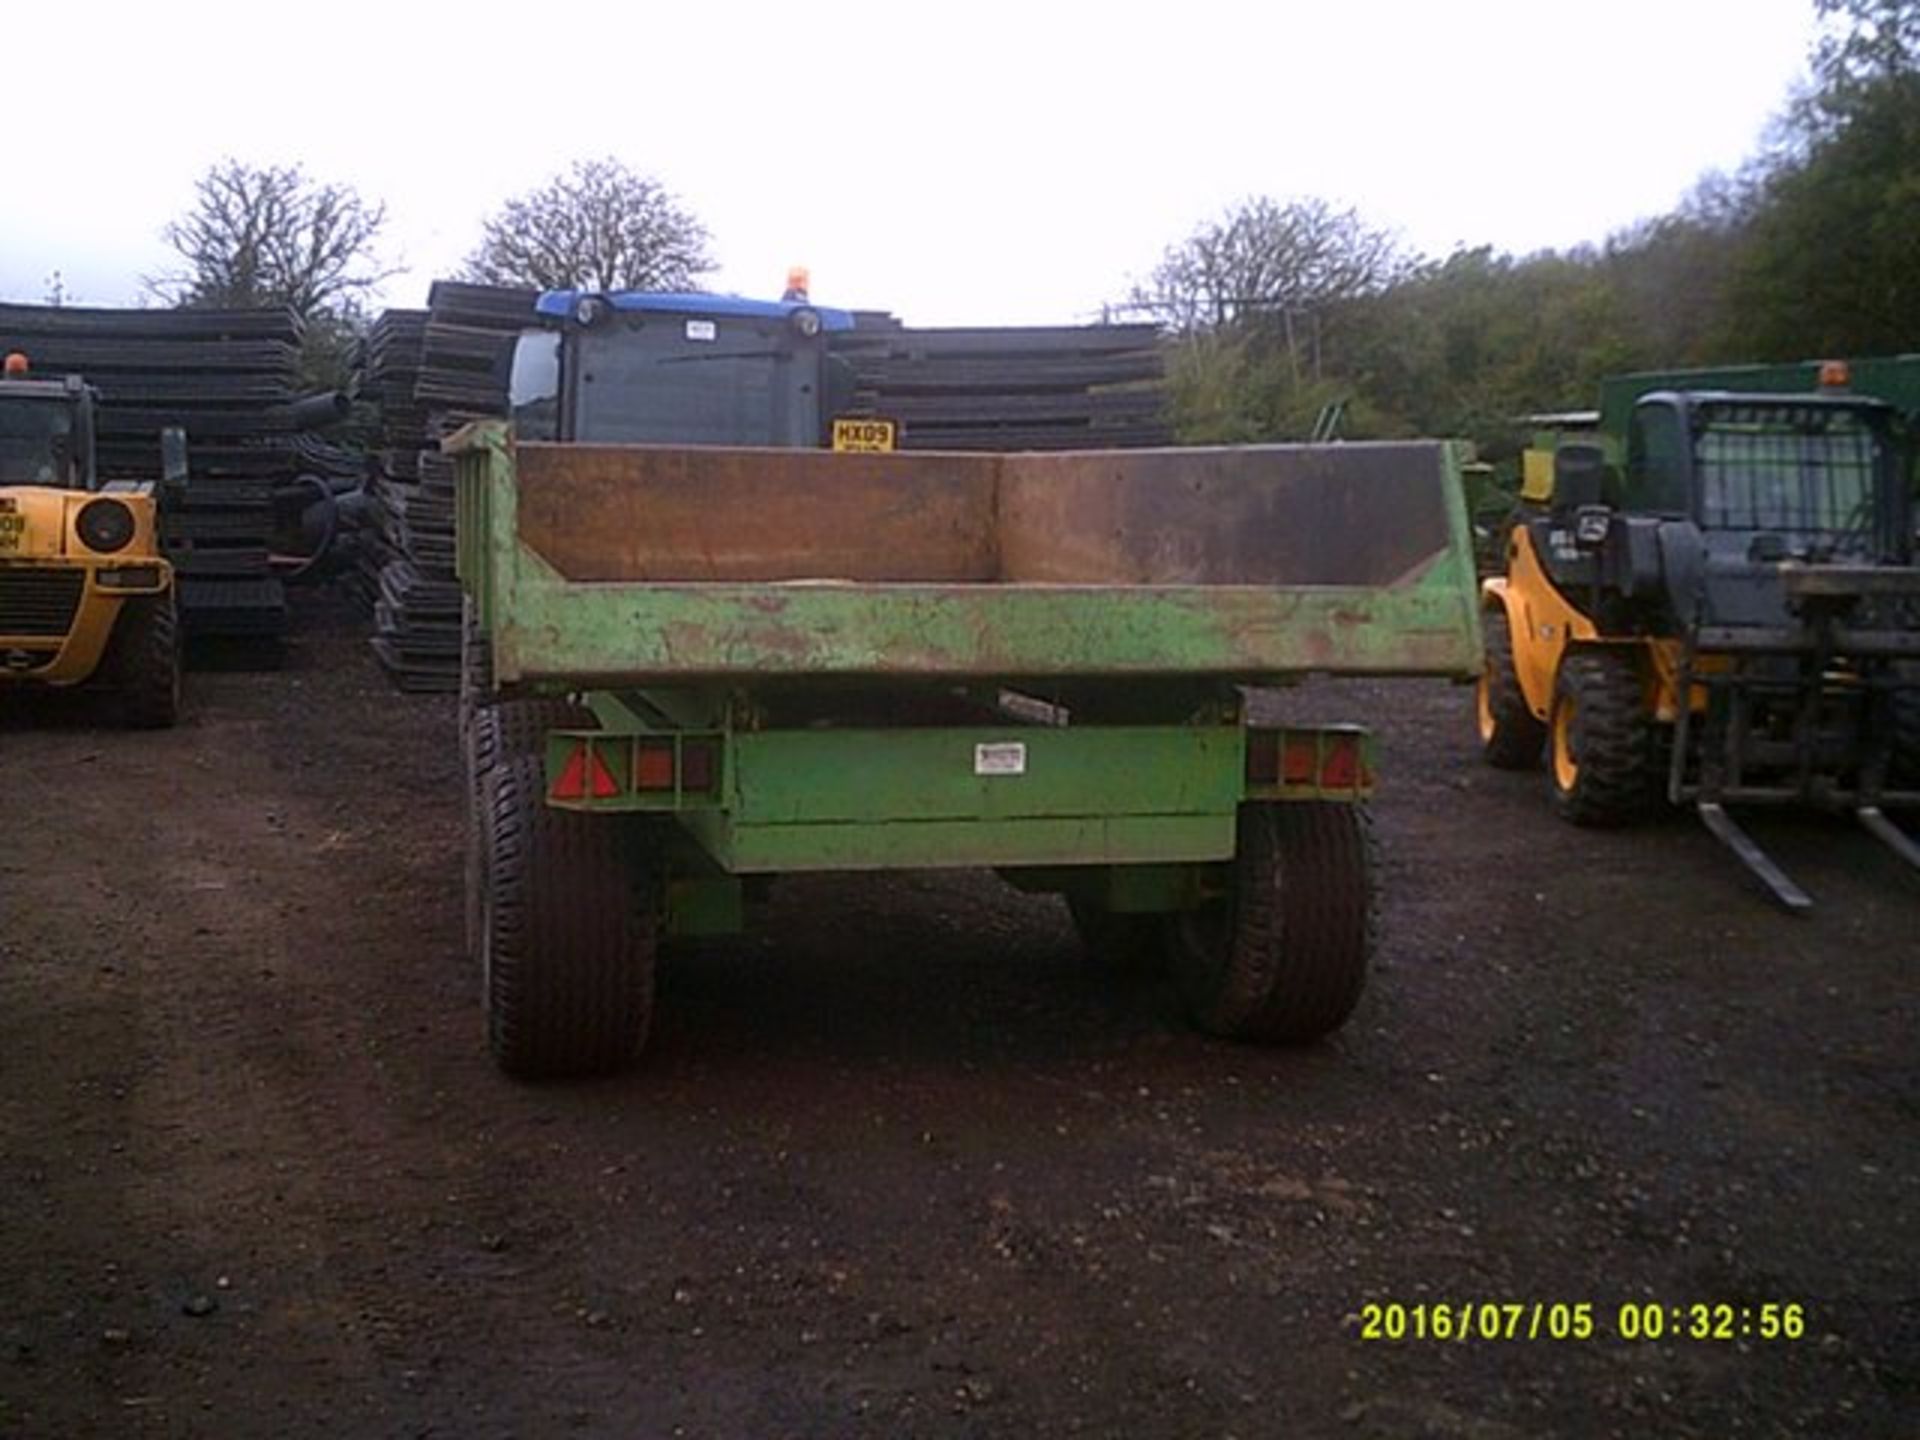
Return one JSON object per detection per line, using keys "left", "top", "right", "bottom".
{"left": 551, "top": 746, "right": 589, "bottom": 799}
{"left": 551, "top": 743, "right": 621, "bottom": 800}
{"left": 588, "top": 748, "right": 619, "bottom": 798}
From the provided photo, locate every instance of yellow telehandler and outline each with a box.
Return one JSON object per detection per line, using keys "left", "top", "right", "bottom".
{"left": 0, "top": 352, "right": 182, "bottom": 726}
{"left": 1478, "top": 371, "right": 1920, "bottom": 909}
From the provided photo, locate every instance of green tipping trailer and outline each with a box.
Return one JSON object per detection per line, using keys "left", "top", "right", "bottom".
{"left": 450, "top": 291, "right": 1484, "bottom": 1078}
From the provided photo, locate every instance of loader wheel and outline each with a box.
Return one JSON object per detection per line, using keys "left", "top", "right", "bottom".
{"left": 1891, "top": 662, "right": 1920, "bottom": 788}
{"left": 1169, "top": 802, "right": 1373, "bottom": 1044}
{"left": 1066, "top": 896, "right": 1165, "bottom": 977}
{"left": 466, "top": 697, "right": 594, "bottom": 964}
{"left": 479, "top": 755, "right": 657, "bottom": 1079}
{"left": 1549, "top": 649, "right": 1655, "bottom": 826}
{"left": 1476, "top": 606, "right": 1545, "bottom": 770}
{"left": 108, "top": 593, "right": 181, "bottom": 729}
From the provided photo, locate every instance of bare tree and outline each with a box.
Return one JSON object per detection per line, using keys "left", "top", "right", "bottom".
{"left": 1124, "top": 196, "right": 1410, "bottom": 387}
{"left": 462, "top": 158, "right": 714, "bottom": 292}
{"left": 1127, "top": 197, "right": 1408, "bottom": 330}
{"left": 148, "top": 160, "right": 394, "bottom": 317}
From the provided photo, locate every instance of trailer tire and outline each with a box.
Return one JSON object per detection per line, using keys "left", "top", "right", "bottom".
{"left": 466, "top": 698, "right": 594, "bottom": 964}
{"left": 1169, "top": 802, "right": 1373, "bottom": 1044}
{"left": 1066, "top": 897, "right": 1165, "bottom": 976}
{"left": 1549, "top": 648, "right": 1655, "bottom": 826}
{"left": 1477, "top": 606, "right": 1545, "bottom": 769}
{"left": 458, "top": 599, "right": 491, "bottom": 763}
{"left": 479, "top": 755, "right": 657, "bottom": 1079}
{"left": 108, "top": 592, "right": 181, "bottom": 729}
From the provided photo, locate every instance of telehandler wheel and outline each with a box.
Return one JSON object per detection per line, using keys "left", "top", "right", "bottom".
{"left": 479, "top": 755, "right": 658, "bottom": 1079}
{"left": 1066, "top": 897, "right": 1166, "bottom": 977}
{"left": 1548, "top": 648, "right": 1656, "bottom": 827}
{"left": 1891, "top": 663, "right": 1920, "bottom": 788}
{"left": 108, "top": 592, "right": 181, "bottom": 729}
{"left": 466, "top": 698, "right": 594, "bottom": 964}
{"left": 1169, "top": 802, "right": 1374, "bottom": 1044}
{"left": 1476, "top": 606, "right": 1546, "bottom": 770}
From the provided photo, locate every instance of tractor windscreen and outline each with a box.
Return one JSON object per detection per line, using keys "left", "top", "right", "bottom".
{"left": 0, "top": 397, "right": 76, "bottom": 488}
{"left": 1693, "top": 402, "right": 1885, "bottom": 536}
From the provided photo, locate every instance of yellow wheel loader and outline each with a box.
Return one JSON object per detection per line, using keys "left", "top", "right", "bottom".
{"left": 1477, "top": 376, "right": 1920, "bottom": 909}
{"left": 0, "top": 353, "right": 183, "bottom": 727}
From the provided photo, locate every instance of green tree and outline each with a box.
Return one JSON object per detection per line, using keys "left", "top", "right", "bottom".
{"left": 462, "top": 158, "right": 713, "bottom": 293}
{"left": 1726, "top": 0, "right": 1920, "bottom": 356}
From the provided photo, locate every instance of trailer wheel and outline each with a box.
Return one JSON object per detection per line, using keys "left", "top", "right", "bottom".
{"left": 1477, "top": 606, "right": 1545, "bottom": 769}
{"left": 108, "top": 592, "right": 181, "bottom": 729}
{"left": 1066, "top": 897, "right": 1165, "bottom": 976}
{"left": 1549, "top": 648, "right": 1655, "bottom": 826}
{"left": 479, "top": 755, "right": 657, "bottom": 1079}
{"left": 1169, "top": 802, "right": 1373, "bottom": 1043}
{"left": 458, "top": 599, "right": 490, "bottom": 763}
{"left": 466, "top": 698, "right": 593, "bottom": 964}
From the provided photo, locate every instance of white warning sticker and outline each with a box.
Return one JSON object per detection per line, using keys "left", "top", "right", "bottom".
{"left": 974, "top": 741, "right": 1027, "bottom": 776}
{"left": 685, "top": 319, "right": 718, "bottom": 342}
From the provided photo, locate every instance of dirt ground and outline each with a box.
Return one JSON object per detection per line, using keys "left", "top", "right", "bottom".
{"left": 1, "top": 595, "right": 1914, "bottom": 1439}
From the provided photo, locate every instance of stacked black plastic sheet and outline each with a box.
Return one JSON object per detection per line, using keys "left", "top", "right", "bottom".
{"left": 0, "top": 302, "right": 308, "bottom": 637}
{"left": 359, "top": 283, "right": 536, "bottom": 691}
{"left": 829, "top": 321, "right": 1170, "bottom": 451}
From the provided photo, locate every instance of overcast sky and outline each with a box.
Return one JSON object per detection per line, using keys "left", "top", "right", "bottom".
{"left": 4, "top": 0, "right": 1819, "bottom": 328}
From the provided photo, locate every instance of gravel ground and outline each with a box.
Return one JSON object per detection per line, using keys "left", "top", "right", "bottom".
{"left": 1, "top": 597, "right": 1914, "bottom": 1438}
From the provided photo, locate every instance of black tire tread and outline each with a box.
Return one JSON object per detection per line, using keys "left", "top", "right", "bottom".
{"left": 1551, "top": 648, "right": 1655, "bottom": 826}
{"left": 109, "top": 592, "right": 181, "bottom": 729}
{"left": 1890, "top": 663, "right": 1920, "bottom": 788}
{"left": 1480, "top": 606, "right": 1545, "bottom": 770}
{"left": 458, "top": 599, "right": 491, "bottom": 761}
{"left": 482, "top": 756, "right": 657, "bottom": 1079}
{"left": 466, "top": 697, "right": 594, "bottom": 969}
{"left": 1173, "top": 802, "right": 1374, "bottom": 1044}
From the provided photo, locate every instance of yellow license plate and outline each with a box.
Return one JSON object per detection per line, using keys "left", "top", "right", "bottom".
{"left": 831, "top": 417, "right": 898, "bottom": 453}
{"left": 0, "top": 514, "right": 23, "bottom": 552}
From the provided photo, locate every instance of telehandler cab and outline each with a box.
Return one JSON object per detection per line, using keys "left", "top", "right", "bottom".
{"left": 0, "top": 352, "right": 184, "bottom": 727}
{"left": 1478, "top": 370, "right": 1920, "bottom": 909}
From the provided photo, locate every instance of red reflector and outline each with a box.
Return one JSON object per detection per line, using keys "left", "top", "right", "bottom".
{"left": 1246, "top": 731, "right": 1279, "bottom": 785}
{"left": 681, "top": 739, "right": 717, "bottom": 792}
{"left": 551, "top": 742, "right": 619, "bottom": 800}
{"left": 1319, "top": 736, "right": 1361, "bottom": 788}
{"left": 588, "top": 750, "right": 619, "bottom": 798}
{"left": 635, "top": 741, "right": 676, "bottom": 792}
{"left": 1282, "top": 736, "right": 1319, "bottom": 786}
{"left": 551, "top": 747, "right": 589, "bottom": 800}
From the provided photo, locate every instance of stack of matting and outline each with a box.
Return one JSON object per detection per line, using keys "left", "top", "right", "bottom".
{"left": 360, "top": 282, "right": 536, "bottom": 690}
{"left": 829, "top": 322, "right": 1170, "bottom": 451}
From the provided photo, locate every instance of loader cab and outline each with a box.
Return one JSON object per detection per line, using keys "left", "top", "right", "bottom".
{"left": 0, "top": 374, "right": 98, "bottom": 492}
{"left": 1626, "top": 391, "right": 1906, "bottom": 560}
{"left": 509, "top": 291, "right": 857, "bottom": 448}
{"left": 1570, "top": 390, "right": 1913, "bottom": 631}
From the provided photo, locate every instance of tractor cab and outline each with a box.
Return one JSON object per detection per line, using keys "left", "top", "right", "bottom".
{"left": 508, "top": 290, "right": 859, "bottom": 448}
{"left": 0, "top": 364, "right": 99, "bottom": 492}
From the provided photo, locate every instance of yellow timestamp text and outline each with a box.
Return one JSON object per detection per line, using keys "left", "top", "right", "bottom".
{"left": 1356, "top": 1301, "right": 1807, "bottom": 1343}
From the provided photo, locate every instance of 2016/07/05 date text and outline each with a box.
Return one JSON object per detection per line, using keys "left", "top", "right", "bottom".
{"left": 1356, "top": 1302, "right": 1807, "bottom": 1343}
